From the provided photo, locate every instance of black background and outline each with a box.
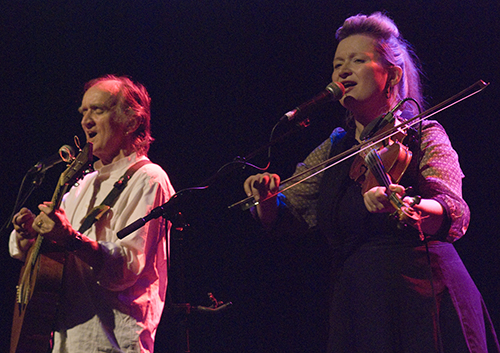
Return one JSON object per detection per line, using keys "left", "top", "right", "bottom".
{"left": 1, "top": 1, "right": 499, "bottom": 352}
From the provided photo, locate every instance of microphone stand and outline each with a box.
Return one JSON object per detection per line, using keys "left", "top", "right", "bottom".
{"left": 117, "top": 112, "right": 313, "bottom": 353}
{"left": 117, "top": 116, "right": 312, "bottom": 240}
{"left": 0, "top": 169, "right": 49, "bottom": 238}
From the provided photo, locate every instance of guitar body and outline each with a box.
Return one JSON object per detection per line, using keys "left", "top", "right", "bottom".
{"left": 11, "top": 243, "right": 65, "bottom": 353}
{"left": 10, "top": 143, "right": 92, "bottom": 353}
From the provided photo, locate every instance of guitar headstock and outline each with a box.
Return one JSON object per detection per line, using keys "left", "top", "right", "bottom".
{"left": 61, "top": 143, "right": 93, "bottom": 185}
{"left": 52, "top": 143, "right": 93, "bottom": 209}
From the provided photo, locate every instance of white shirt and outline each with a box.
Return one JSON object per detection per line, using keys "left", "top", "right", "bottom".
{"left": 10, "top": 153, "right": 175, "bottom": 353}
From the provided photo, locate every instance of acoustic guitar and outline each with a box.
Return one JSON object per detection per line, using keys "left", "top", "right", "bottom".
{"left": 10, "top": 143, "right": 93, "bottom": 353}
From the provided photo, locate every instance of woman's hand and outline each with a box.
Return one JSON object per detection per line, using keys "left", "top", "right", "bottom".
{"left": 243, "top": 173, "right": 281, "bottom": 229}
{"left": 363, "top": 184, "right": 405, "bottom": 213}
{"left": 364, "top": 184, "right": 445, "bottom": 235}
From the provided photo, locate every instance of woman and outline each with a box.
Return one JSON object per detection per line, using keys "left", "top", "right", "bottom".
{"left": 243, "top": 12, "right": 499, "bottom": 353}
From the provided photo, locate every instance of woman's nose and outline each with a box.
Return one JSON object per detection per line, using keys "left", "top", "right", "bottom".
{"left": 338, "top": 66, "right": 352, "bottom": 79}
{"left": 339, "top": 72, "right": 350, "bottom": 79}
{"left": 332, "top": 64, "right": 351, "bottom": 81}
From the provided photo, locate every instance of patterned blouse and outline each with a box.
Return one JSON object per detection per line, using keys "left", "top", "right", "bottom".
{"left": 279, "top": 120, "right": 469, "bottom": 243}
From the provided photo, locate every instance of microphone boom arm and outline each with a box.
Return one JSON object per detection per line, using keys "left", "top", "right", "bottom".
{"left": 116, "top": 188, "right": 203, "bottom": 239}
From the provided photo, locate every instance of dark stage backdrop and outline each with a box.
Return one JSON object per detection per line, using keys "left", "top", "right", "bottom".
{"left": 1, "top": 1, "right": 499, "bottom": 352}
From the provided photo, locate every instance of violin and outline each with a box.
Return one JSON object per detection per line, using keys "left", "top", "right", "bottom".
{"left": 229, "top": 80, "right": 489, "bottom": 234}
{"left": 349, "top": 116, "right": 423, "bottom": 238}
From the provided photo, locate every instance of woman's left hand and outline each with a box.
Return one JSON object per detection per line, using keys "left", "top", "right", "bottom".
{"left": 363, "top": 184, "right": 405, "bottom": 213}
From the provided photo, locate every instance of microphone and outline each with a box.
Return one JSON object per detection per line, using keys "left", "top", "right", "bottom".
{"left": 280, "top": 82, "right": 345, "bottom": 122}
{"left": 28, "top": 145, "right": 76, "bottom": 174}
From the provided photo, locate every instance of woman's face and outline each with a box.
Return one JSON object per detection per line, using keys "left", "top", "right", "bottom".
{"left": 332, "top": 34, "right": 390, "bottom": 125}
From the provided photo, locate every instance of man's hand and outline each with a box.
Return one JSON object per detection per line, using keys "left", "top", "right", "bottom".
{"left": 32, "top": 202, "right": 78, "bottom": 246}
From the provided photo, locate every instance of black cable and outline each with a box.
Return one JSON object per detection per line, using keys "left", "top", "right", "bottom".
{"left": 406, "top": 98, "right": 444, "bottom": 352}
{"left": 424, "top": 239, "right": 445, "bottom": 353}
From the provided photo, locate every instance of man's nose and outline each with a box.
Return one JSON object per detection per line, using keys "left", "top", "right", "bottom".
{"left": 81, "top": 111, "right": 94, "bottom": 128}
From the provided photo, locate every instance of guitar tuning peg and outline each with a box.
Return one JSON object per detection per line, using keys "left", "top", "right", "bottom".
{"left": 74, "top": 135, "right": 83, "bottom": 151}
{"left": 59, "top": 145, "right": 76, "bottom": 163}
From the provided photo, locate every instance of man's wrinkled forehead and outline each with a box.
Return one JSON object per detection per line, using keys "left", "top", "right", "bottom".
{"left": 88, "top": 80, "right": 123, "bottom": 107}
{"left": 79, "top": 84, "right": 119, "bottom": 114}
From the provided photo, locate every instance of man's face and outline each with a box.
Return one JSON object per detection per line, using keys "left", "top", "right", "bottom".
{"left": 79, "top": 83, "right": 128, "bottom": 164}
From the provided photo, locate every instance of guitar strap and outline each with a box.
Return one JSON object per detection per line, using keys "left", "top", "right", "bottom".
{"left": 78, "top": 159, "right": 152, "bottom": 234}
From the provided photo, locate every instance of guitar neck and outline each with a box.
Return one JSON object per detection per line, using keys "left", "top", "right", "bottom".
{"left": 11, "top": 143, "right": 93, "bottom": 353}
{"left": 50, "top": 176, "right": 70, "bottom": 212}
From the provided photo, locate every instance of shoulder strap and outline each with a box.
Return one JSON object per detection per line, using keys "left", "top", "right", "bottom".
{"left": 78, "top": 159, "right": 152, "bottom": 234}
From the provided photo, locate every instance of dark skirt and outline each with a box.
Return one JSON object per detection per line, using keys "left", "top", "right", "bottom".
{"left": 327, "top": 240, "right": 500, "bottom": 353}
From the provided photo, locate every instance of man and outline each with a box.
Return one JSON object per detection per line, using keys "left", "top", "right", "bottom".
{"left": 10, "top": 75, "right": 175, "bottom": 352}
